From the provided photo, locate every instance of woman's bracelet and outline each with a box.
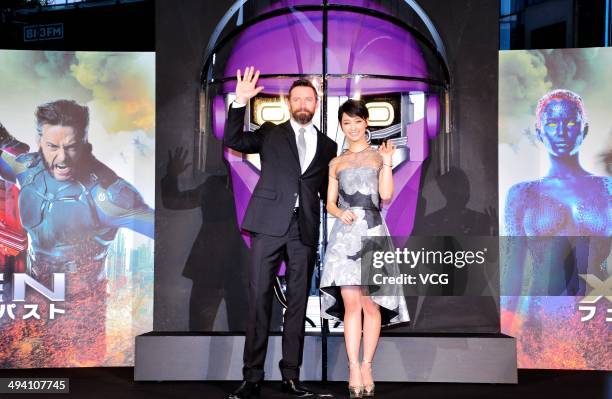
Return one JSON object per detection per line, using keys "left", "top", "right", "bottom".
{"left": 383, "top": 163, "right": 392, "bottom": 167}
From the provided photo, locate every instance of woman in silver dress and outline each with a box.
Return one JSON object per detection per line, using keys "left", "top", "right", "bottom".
{"left": 320, "top": 99, "right": 410, "bottom": 398}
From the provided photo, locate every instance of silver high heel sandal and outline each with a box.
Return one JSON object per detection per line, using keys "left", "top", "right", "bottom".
{"left": 361, "top": 360, "right": 375, "bottom": 397}
{"left": 348, "top": 361, "right": 364, "bottom": 398}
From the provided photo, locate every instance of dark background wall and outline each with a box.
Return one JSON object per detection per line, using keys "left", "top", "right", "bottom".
{"left": 410, "top": 0, "right": 500, "bottom": 332}
{"left": 155, "top": 0, "right": 237, "bottom": 330}
{"left": 417, "top": 0, "right": 499, "bottom": 225}
{"left": 0, "top": 0, "right": 154, "bottom": 51}
{"left": 154, "top": 0, "right": 499, "bottom": 332}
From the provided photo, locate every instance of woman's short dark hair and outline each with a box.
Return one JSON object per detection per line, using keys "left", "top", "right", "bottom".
{"left": 338, "top": 99, "right": 369, "bottom": 122}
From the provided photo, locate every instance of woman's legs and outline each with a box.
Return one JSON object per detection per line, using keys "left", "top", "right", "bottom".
{"left": 360, "top": 292, "right": 380, "bottom": 386}
{"left": 341, "top": 286, "right": 363, "bottom": 387}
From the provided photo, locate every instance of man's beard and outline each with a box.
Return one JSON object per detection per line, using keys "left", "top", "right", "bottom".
{"left": 39, "top": 148, "right": 56, "bottom": 172}
{"left": 292, "top": 109, "right": 314, "bottom": 125}
{"left": 38, "top": 144, "right": 91, "bottom": 179}
{"left": 39, "top": 150, "right": 73, "bottom": 180}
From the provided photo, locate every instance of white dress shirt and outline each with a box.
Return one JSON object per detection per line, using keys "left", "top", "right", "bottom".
{"left": 289, "top": 118, "right": 317, "bottom": 206}
{"left": 232, "top": 101, "right": 318, "bottom": 206}
{"left": 289, "top": 118, "right": 317, "bottom": 173}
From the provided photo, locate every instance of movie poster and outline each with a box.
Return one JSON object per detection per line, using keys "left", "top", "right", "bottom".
{"left": 0, "top": 50, "right": 155, "bottom": 367}
{"left": 499, "top": 48, "right": 611, "bottom": 370}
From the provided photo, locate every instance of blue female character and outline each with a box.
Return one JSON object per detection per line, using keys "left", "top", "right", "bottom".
{"left": 504, "top": 89, "right": 610, "bottom": 295}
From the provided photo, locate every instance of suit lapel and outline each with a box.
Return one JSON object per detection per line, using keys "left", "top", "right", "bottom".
{"left": 281, "top": 121, "right": 301, "bottom": 172}
{"left": 302, "top": 128, "right": 324, "bottom": 177}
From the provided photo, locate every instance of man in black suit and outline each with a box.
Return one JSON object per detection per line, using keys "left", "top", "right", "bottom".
{"left": 224, "top": 67, "right": 337, "bottom": 398}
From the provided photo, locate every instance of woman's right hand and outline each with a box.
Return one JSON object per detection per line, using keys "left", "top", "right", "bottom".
{"left": 339, "top": 209, "right": 357, "bottom": 225}
{"left": 235, "top": 66, "right": 264, "bottom": 104}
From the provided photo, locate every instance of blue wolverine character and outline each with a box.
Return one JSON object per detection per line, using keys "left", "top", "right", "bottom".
{"left": 0, "top": 100, "right": 153, "bottom": 366}
{"left": 0, "top": 100, "right": 153, "bottom": 274}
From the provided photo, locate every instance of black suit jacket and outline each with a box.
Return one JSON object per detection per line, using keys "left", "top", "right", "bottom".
{"left": 223, "top": 105, "right": 337, "bottom": 246}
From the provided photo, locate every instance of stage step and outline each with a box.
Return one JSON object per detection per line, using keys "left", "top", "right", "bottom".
{"left": 134, "top": 332, "right": 517, "bottom": 383}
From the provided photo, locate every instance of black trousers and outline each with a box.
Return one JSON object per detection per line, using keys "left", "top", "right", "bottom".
{"left": 243, "top": 213, "right": 316, "bottom": 382}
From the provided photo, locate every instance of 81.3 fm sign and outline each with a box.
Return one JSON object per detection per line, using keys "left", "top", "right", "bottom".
{"left": 23, "top": 23, "right": 64, "bottom": 42}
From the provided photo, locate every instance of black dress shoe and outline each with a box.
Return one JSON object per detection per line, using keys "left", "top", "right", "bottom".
{"left": 280, "top": 379, "right": 314, "bottom": 397}
{"left": 227, "top": 380, "right": 261, "bottom": 399}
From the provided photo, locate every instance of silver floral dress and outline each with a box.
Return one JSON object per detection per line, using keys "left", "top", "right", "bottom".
{"left": 319, "top": 147, "right": 410, "bottom": 327}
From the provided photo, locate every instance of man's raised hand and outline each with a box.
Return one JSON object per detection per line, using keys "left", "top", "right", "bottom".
{"left": 235, "top": 66, "right": 264, "bottom": 105}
